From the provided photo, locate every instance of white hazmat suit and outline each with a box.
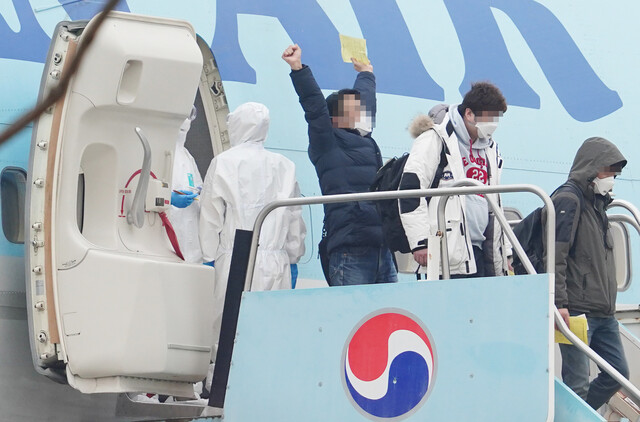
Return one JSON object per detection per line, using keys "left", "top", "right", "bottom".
{"left": 168, "top": 109, "right": 204, "bottom": 263}
{"left": 199, "top": 102, "right": 306, "bottom": 338}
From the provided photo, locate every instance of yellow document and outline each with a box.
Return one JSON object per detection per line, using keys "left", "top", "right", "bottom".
{"left": 339, "top": 34, "right": 370, "bottom": 64}
{"left": 555, "top": 315, "right": 588, "bottom": 345}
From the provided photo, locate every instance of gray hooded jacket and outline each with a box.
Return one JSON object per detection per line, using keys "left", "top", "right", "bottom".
{"left": 545, "top": 137, "right": 626, "bottom": 316}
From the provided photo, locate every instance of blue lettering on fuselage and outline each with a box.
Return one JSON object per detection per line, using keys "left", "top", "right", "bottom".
{"left": 0, "top": 0, "right": 621, "bottom": 122}
{"left": 0, "top": 0, "right": 130, "bottom": 63}
{"left": 443, "top": 0, "right": 622, "bottom": 122}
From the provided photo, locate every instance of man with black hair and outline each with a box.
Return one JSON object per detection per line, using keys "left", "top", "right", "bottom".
{"left": 549, "top": 137, "right": 628, "bottom": 410}
{"left": 282, "top": 44, "right": 397, "bottom": 286}
{"left": 399, "top": 82, "right": 511, "bottom": 277}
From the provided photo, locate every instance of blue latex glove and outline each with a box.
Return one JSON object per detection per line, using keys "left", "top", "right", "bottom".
{"left": 290, "top": 264, "right": 298, "bottom": 289}
{"left": 171, "top": 190, "right": 197, "bottom": 208}
{"left": 204, "top": 261, "right": 214, "bottom": 267}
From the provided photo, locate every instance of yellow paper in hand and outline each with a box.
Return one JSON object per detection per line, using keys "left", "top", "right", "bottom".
{"left": 555, "top": 315, "right": 588, "bottom": 345}
{"left": 339, "top": 34, "right": 370, "bottom": 65}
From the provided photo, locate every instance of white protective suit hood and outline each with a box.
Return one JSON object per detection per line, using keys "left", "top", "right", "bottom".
{"left": 199, "top": 102, "right": 306, "bottom": 350}
{"left": 227, "top": 102, "right": 270, "bottom": 147}
{"left": 168, "top": 107, "right": 204, "bottom": 263}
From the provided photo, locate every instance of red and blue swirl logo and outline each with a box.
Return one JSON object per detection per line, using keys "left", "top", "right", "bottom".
{"left": 342, "top": 310, "right": 436, "bottom": 420}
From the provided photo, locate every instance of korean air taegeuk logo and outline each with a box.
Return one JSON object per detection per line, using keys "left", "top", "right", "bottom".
{"left": 342, "top": 310, "right": 436, "bottom": 420}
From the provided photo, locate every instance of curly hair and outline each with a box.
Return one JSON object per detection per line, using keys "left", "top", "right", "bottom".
{"left": 459, "top": 81, "right": 507, "bottom": 115}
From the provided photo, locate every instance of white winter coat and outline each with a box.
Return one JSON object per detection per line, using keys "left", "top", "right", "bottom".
{"left": 168, "top": 114, "right": 204, "bottom": 263}
{"left": 199, "top": 102, "right": 306, "bottom": 336}
{"left": 399, "top": 113, "right": 510, "bottom": 276}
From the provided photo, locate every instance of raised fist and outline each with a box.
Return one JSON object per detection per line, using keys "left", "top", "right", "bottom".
{"left": 282, "top": 44, "right": 302, "bottom": 71}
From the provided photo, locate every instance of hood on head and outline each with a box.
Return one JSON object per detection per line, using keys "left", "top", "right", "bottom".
{"left": 408, "top": 114, "right": 435, "bottom": 139}
{"left": 569, "top": 137, "right": 626, "bottom": 191}
{"left": 227, "top": 102, "right": 270, "bottom": 147}
{"left": 428, "top": 103, "right": 449, "bottom": 125}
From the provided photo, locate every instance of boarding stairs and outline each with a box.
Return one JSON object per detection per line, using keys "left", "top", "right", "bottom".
{"left": 111, "top": 183, "right": 640, "bottom": 421}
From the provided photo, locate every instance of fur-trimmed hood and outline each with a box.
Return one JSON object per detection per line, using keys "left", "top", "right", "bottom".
{"left": 408, "top": 114, "right": 434, "bottom": 139}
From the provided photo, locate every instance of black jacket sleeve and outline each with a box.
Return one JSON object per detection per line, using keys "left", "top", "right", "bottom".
{"left": 289, "top": 65, "right": 335, "bottom": 162}
{"left": 353, "top": 71, "right": 376, "bottom": 123}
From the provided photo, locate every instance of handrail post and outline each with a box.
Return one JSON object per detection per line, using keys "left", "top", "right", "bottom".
{"left": 609, "top": 199, "right": 640, "bottom": 226}
{"left": 435, "top": 180, "right": 543, "bottom": 278}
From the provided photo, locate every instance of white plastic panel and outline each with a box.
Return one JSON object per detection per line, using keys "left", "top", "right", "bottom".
{"left": 28, "top": 12, "right": 216, "bottom": 396}
{"left": 58, "top": 250, "right": 214, "bottom": 382}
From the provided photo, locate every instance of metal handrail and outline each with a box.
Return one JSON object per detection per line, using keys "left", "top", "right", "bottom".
{"left": 435, "top": 179, "right": 550, "bottom": 278}
{"left": 245, "top": 183, "right": 552, "bottom": 290}
{"left": 243, "top": 183, "right": 640, "bottom": 405}
{"left": 610, "top": 214, "right": 640, "bottom": 236}
{"left": 610, "top": 199, "right": 640, "bottom": 226}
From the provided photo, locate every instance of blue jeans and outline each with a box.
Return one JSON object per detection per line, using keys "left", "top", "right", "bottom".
{"left": 559, "top": 315, "right": 629, "bottom": 410}
{"left": 328, "top": 246, "right": 398, "bottom": 286}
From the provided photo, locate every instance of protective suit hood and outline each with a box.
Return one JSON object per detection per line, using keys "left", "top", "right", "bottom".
{"left": 569, "top": 137, "right": 626, "bottom": 192}
{"left": 227, "top": 102, "right": 270, "bottom": 147}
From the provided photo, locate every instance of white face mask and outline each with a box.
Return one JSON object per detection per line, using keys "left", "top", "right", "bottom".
{"left": 354, "top": 110, "right": 372, "bottom": 136}
{"left": 593, "top": 176, "right": 615, "bottom": 195}
{"left": 475, "top": 121, "right": 498, "bottom": 139}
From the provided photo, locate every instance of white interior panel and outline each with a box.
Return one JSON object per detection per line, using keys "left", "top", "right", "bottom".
{"left": 43, "top": 12, "right": 216, "bottom": 395}
{"left": 58, "top": 250, "right": 214, "bottom": 381}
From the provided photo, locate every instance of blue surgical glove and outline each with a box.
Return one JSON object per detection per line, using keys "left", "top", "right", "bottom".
{"left": 204, "top": 261, "right": 214, "bottom": 267}
{"left": 171, "top": 190, "right": 197, "bottom": 208}
{"left": 290, "top": 264, "right": 298, "bottom": 289}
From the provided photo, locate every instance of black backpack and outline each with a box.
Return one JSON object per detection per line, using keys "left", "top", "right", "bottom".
{"left": 370, "top": 146, "right": 448, "bottom": 254}
{"left": 512, "top": 181, "right": 583, "bottom": 275}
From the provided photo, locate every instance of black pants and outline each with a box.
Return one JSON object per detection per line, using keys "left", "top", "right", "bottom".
{"left": 451, "top": 245, "right": 486, "bottom": 279}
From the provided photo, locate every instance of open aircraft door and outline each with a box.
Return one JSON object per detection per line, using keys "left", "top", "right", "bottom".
{"left": 25, "top": 12, "right": 216, "bottom": 397}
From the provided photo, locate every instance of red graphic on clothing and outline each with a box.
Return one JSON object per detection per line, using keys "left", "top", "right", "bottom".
{"left": 462, "top": 140, "right": 489, "bottom": 191}
{"left": 466, "top": 167, "right": 488, "bottom": 184}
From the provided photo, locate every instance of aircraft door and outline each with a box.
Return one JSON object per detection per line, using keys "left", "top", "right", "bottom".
{"left": 26, "top": 13, "right": 215, "bottom": 397}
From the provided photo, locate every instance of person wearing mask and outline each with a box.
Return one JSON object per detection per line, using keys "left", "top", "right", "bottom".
{"left": 169, "top": 106, "right": 203, "bottom": 263}
{"left": 399, "top": 82, "right": 511, "bottom": 277}
{"left": 199, "top": 101, "right": 306, "bottom": 338}
{"left": 282, "top": 44, "right": 397, "bottom": 287}
{"left": 548, "top": 137, "right": 629, "bottom": 410}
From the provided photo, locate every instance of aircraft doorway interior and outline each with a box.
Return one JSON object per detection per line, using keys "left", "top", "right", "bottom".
{"left": 23, "top": 13, "right": 229, "bottom": 399}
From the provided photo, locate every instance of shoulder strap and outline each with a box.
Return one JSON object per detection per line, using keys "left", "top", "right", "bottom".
{"left": 553, "top": 180, "right": 585, "bottom": 208}
{"left": 446, "top": 120, "right": 454, "bottom": 137}
{"left": 552, "top": 180, "right": 584, "bottom": 254}
{"left": 430, "top": 142, "right": 448, "bottom": 189}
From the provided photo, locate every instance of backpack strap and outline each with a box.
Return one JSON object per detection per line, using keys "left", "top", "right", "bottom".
{"left": 552, "top": 180, "right": 584, "bottom": 255}
{"left": 446, "top": 120, "right": 454, "bottom": 137}
{"left": 425, "top": 136, "right": 449, "bottom": 205}
{"left": 553, "top": 180, "right": 585, "bottom": 209}
{"left": 430, "top": 143, "right": 448, "bottom": 189}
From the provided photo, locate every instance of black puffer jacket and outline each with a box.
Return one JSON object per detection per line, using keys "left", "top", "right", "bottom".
{"left": 546, "top": 137, "right": 626, "bottom": 316}
{"left": 290, "top": 66, "right": 384, "bottom": 254}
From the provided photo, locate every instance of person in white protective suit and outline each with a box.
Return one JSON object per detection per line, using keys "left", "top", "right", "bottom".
{"left": 168, "top": 107, "right": 204, "bottom": 263}
{"left": 199, "top": 101, "right": 306, "bottom": 332}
